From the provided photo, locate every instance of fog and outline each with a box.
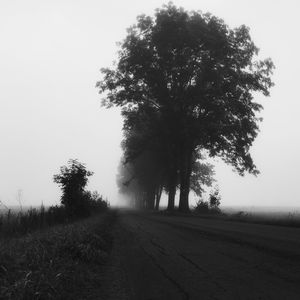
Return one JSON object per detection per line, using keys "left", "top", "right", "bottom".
{"left": 1, "top": 0, "right": 300, "bottom": 208}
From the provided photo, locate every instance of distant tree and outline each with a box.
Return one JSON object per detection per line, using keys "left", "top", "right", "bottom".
{"left": 53, "top": 159, "right": 93, "bottom": 216}
{"left": 116, "top": 158, "right": 145, "bottom": 208}
{"left": 16, "top": 189, "right": 23, "bottom": 211}
{"left": 98, "top": 3, "right": 274, "bottom": 211}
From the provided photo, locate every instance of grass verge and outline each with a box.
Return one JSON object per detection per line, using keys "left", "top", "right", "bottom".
{"left": 0, "top": 211, "right": 116, "bottom": 299}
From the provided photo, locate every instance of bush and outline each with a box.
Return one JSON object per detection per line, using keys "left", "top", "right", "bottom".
{"left": 194, "top": 200, "right": 209, "bottom": 214}
{"left": 84, "top": 191, "right": 109, "bottom": 212}
{"left": 53, "top": 159, "right": 94, "bottom": 217}
{"left": 194, "top": 188, "right": 222, "bottom": 215}
{"left": 209, "top": 188, "right": 221, "bottom": 211}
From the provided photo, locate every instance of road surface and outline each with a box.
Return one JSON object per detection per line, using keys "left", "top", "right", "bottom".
{"left": 104, "top": 211, "right": 300, "bottom": 300}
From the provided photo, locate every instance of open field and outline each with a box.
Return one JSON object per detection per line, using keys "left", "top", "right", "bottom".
{"left": 200, "top": 207, "right": 300, "bottom": 228}
{"left": 222, "top": 206, "right": 300, "bottom": 220}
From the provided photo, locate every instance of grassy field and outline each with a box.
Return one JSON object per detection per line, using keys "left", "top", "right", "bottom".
{"left": 158, "top": 206, "right": 300, "bottom": 228}
{"left": 225, "top": 210, "right": 300, "bottom": 227}
{"left": 0, "top": 211, "right": 116, "bottom": 299}
{"left": 0, "top": 197, "right": 108, "bottom": 238}
{"left": 0, "top": 206, "right": 68, "bottom": 238}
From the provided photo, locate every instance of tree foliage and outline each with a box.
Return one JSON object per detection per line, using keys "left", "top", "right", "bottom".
{"left": 98, "top": 3, "right": 274, "bottom": 211}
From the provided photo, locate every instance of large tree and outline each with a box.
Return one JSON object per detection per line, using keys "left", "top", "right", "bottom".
{"left": 98, "top": 3, "right": 274, "bottom": 211}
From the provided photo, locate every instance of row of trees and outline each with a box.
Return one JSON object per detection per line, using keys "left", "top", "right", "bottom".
{"left": 98, "top": 3, "right": 274, "bottom": 211}
{"left": 116, "top": 140, "right": 215, "bottom": 210}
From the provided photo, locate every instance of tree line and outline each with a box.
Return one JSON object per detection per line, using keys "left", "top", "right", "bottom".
{"left": 97, "top": 3, "right": 274, "bottom": 211}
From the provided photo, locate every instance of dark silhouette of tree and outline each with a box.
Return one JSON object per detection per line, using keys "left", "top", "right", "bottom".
{"left": 117, "top": 155, "right": 166, "bottom": 210}
{"left": 53, "top": 159, "right": 93, "bottom": 216}
{"left": 120, "top": 104, "right": 172, "bottom": 210}
{"left": 116, "top": 159, "right": 137, "bottom": 207}
{"left": 117, "top": 127, "right": 215, "bottom": 210}
{"left": 98, "top": 3, "right": 274, "bottom": 211}
{"left": 118, "top": 126, "right": 166, "bottom": 209}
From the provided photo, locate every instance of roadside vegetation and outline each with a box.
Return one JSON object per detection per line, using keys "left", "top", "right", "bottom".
{"left": 193, "top": 188, "right": 222, "bottom": 215}
{"left": 0, "top": 197, "right": 107, "bottom": 238}
{"left": 0, "top": 159, "right": 108, "bottom": 238}
{"left": 0, "top": 159, "right": 113, "bottom": 299}
{"left": 0, "top": 212, "right": 115, "bottom": 299}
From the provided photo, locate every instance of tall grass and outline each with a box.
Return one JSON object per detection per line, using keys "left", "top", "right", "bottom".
{"left": 0, "top": 212, "right": 115, "bottom": 299}
{"left": 0, "top": 196, "right": 109, "bottom": 238}
{"left": 0, "top": 205, "right": 67, "bottom": 238}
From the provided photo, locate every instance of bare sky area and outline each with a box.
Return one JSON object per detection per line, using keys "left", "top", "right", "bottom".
{"left": 0, "top": 0, "right": 299, "bottom": 208}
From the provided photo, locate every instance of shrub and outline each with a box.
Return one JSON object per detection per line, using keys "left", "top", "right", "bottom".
{"left": 208, "top": 188, "right": 221, "bottom": 214}
{"left": 194, "top": 200, "right": 209, "bottom": 214}
{"left": 84, "top": 191, "right": 109, "bottom": 212}
{"left": 53, "top": 159, "right": 94, "bottom": 217}
{"left": 209, "top": 188, "right": 221, "bottom": 209}
{"left": 194, "top": 188, "right": 222, "bottom": 215}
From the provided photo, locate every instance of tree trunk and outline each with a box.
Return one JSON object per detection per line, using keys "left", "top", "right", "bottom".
{"left": 135, "top": 193, "right": 141, "bottom": 209}
{"left": 165, "top": 138, "right": 179, "bottom": 211}
{"left": 179, "top": 145, "right": 192, "bottom": 212}
{"left": 155, "top": 185, "right": 163, "bottom": 210}
{"left": 143, "top": 192, "right": 147, "bottom": 209}
{"left": 154, "top": 196, "right": 159, "bottom": 210}
{"left": 147, "top": 188, "right": 156, "bottom": 210}
{"left": 167, "top": 169, "right": 177, "bottom": 211}
{"left": 167, "top": 184, "right": 176, "bottom": 210}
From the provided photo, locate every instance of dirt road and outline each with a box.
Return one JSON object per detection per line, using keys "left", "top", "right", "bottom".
{"left": 106, "top": 211, "right": 300, "bottom": 300}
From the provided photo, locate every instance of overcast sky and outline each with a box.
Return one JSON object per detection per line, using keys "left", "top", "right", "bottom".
{"left": 0, "top": 0, "right": 299, "bottom": 208}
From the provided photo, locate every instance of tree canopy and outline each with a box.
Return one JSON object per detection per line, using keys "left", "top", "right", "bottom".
{"left": 98, "top": 3, "right": 274, "bottom": 211}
